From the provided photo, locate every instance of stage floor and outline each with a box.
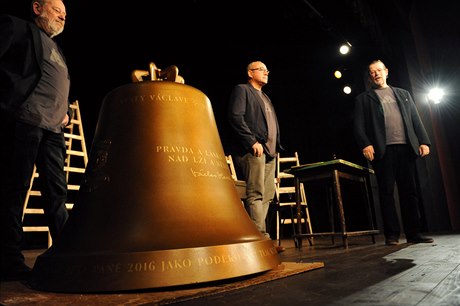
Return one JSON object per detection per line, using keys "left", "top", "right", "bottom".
{"left": 2, "top": 233, "right": 459, "bottom": 305}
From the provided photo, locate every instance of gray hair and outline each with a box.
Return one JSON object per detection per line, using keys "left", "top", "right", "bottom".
{"left": 30, "top": 0, "right": 45, "bottom": 19}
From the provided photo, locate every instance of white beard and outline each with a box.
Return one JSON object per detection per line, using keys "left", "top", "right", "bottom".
{"left": 36, "top": 14, "right": 64, "bottom": 38}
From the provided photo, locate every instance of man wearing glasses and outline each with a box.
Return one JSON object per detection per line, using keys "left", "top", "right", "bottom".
{"left": 227, "top": 61, "right": 284, "bottom": 253}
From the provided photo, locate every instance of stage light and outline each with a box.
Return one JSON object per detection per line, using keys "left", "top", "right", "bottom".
{"left": 343, "top": 85, "right": 352, "bottom": 94}
{"left": 339, "top": 44, "right": 350, "bottom": 55}
{"left": 339, "top": 41, "right": 352, "bottom": 55}
{"left": 334, "top": 70, "right": 342, "bottom": 79}
{"left": 427, "top": 88, "right": 445, "bottom": 104}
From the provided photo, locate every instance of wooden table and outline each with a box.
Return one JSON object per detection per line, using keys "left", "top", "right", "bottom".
{"left": 285, "top": 159, "right": 379, "bottom": 248}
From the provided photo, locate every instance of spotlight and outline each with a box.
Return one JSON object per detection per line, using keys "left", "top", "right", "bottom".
{"left": 343, "top": 85, "right": 352, "bottom": 94}
{"left": 339, "top": 45, "right": 350, "bottom": 55}
{"left": 334, "top": 70, "right": 342, "bottom": 79}
{"left": 427, "top": 88, "right": 445, "bottom": 104}
{"left": 339, "top": 42, "right": 352, "bottom": 55}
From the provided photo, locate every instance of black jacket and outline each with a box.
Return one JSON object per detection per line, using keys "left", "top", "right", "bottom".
{"left": 227, "top": 83, "right": 282, "bottom": 156}
{"left": 0, "top": 14, "right": 73, "bottom": 120}
{"left": 353, "top": 85, "right": 431, "bottom": 160}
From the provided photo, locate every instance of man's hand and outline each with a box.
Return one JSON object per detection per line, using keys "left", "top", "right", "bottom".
{"left": 362, "top": 145, "right": 375, "bottom": 161}
{"left": 61, "top": 114, "right": 70, "bottom": 127}
{"left": 419, "top": 144, "right": 430, "bottom": 157}
{"left": 252, "top": 142, "right": 264, "bottom": 157}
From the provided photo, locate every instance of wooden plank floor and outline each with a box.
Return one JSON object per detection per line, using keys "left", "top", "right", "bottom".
{"left": 177, "top": 233, "right": 460, "bottom": 305}
{"left": 2, "top": 233, "right": 460, "bottom": 305}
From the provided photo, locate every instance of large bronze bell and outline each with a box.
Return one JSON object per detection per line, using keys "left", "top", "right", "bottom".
{"left": 29, "top": 63, "right": 281, "bottom": 292}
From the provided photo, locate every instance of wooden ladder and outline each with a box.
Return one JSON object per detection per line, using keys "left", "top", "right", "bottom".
{"left": 22, "top": 100, "right": 88, "bottom": 247}
{"left": 274, "top": 152, "right": 313, "bottom": 246}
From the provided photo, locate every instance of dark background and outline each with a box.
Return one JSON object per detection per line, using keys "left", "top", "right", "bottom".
{"left": 3, "top": 0, "right": 460, "bottom": 233}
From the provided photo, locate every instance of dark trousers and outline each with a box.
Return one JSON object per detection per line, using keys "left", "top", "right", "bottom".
{"left": 372, "top": 144, "right": 422, "bottom": 240}
{"left": 0, "top": 116, "right": 69, "bottom": 267}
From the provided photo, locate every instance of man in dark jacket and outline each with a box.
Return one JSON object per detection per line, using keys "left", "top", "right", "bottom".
{"left": 0, "top": 0, "right": 73, "bottom": 280}
{"left": 228, "top": 61, "right": 284, "bottom": 253}
{"left": 353, "top": 59, "right": 433, "bottom": 246}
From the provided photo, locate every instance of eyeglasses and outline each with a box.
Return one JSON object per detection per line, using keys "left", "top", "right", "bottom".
{"left": 250, "top": 68, "right": 270, "bottom": 74}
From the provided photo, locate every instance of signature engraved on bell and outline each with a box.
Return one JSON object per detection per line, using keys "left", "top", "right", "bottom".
{"left": 29, "top": 62, "right": 281, "bottom": 293}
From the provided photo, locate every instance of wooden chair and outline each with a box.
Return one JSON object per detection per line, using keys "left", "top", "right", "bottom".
{"left": 274, "top": 152, "right": 313, "bottom": 246}
{"left": 226, "top": 155, "right": 246, "bottom": 201}
{"left": 226, "top": 154, "right": 238, "bottom": 181}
